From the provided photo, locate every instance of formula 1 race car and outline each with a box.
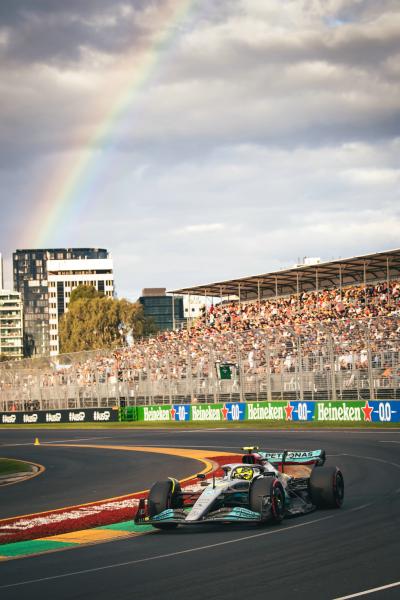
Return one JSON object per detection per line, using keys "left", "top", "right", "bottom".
{"left": 135, "top": 447, "right": 344, "bottom": 529}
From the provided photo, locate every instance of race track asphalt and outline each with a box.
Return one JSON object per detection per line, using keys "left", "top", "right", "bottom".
{"left": 0, "top": 427, "right": 399, "bottom": 600}
{"left": 0, "top": 430, "right": 202, "bottom": 518}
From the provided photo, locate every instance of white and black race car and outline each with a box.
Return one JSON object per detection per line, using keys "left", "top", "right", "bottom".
{"left": 135, "top": 447, "right": 344, "bottom": 529}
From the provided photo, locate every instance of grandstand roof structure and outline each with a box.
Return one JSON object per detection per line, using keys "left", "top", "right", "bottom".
{"left": 170, "top": 248, "right": 400, "bottom": 301}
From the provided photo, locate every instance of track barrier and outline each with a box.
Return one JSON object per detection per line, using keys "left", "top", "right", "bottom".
{"left": 1, "top": 400, "right": 398, "bottom": 425}
{"left": 119, "top": 400, "right": 400, "bottom": 424}
{"left": 0, "top": 407, "right": 119, "bottom": 425}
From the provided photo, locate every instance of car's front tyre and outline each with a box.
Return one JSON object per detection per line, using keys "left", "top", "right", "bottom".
{"left": 148, "top": 478, "right": 183, "bottom": 529}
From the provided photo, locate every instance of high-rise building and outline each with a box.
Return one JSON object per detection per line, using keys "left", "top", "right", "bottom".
{"left": 0, "top": 290, "right": 23, "bottom": 359}
{"left": 13, "top": 248, "right": 110, "bottom": 357}
{"left": 47, "top": 257, "right": 114, "bottom": 355}
{"left": 139, "top": 288, "right": 184, "bottom": 331}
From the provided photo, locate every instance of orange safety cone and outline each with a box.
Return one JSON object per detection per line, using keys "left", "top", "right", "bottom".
{"left": 34, "top": 437, "right": 40, "bottom": 446}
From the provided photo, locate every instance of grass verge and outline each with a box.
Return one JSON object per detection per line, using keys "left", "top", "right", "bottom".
{"left": 0, "top": 420, "right": 399, "bottom": 429}
{"left": 0, "top": 458, "right": 34, "bottom": 475}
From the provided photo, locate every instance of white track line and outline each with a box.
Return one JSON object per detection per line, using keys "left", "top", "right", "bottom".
{"left": 1, "top": 437, "right": 113, "bottom": 447}
{"left": 0, "top": 513, "right": 338, "bottom": 589}
{"left": 333, "top": 580, "right": 400, "bottom": 599}
{"left": 341, "top": 453, "right": 400, "bottom": 470}
{"left": 42, "top": 437, "right": 113, "bottom": 444}
{"left": 345, "top": 503, "right": 372, "bottom": 513}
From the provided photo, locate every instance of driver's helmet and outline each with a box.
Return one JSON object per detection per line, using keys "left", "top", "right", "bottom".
{"left": 231, "top": 466, "right": 254, "bottom": 481}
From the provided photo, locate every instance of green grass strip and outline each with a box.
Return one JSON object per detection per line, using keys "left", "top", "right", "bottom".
{"left": 0, "top": 420, "right": 398, "bottom": 429}
{"left": 0, "top": 523, "right": 153, "bottom": 558}
{"left": 0, "top": 459, "right": 33, "bottom": 475}
{"left": 100, "top": 521, "right": 154, "bottom": 533}
{"left": 0, "top": 539, "right": 75, "bottom": 557}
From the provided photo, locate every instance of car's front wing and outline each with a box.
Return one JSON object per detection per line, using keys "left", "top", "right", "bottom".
{"left": 137, "top": 507, "right": 263, "bottom": 526}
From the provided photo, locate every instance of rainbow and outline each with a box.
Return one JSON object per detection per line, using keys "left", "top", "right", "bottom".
{"left": 29, "top": 0, "right": 197, "bottom": 248}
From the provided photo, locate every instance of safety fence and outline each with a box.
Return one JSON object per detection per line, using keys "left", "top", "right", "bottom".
{"left": 0, "top": 316, "right": 399, "bottom": 412}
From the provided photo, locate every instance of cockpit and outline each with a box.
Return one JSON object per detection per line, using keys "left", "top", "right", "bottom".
{"left": 227, "top": 465, "right": 263, "bottom": 481}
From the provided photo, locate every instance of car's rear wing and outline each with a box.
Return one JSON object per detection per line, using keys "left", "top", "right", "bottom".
{"left": 246, "top": 448, "right": 326, "bottom": 465}
{"left": 259, "top": 449, "right": 326, "bottom": 466}
{"left": 241, "top": 446, "right": 326, "bottom": 467}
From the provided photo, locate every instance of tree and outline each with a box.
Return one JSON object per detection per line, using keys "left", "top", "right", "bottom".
{"left": 69, "top": 285, "right": 103, "bottom": 303}
{"left": 58, "top": 288, "right": 157, "bottom": 353}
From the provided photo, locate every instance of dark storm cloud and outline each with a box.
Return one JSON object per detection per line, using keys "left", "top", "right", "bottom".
{"left": 329, "top": 0, "right": 400, "bottom": 23}
{"left": 0, "top": 0, "right": 163, "bottom": 25}
{"left": 0, "top": 0, "right": 167, "bottom": 64}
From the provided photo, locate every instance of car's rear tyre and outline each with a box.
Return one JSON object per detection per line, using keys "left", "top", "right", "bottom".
{"left": 249, "top": 477, "right": 285, "bottom": 524}
{"left": 148, "top": 478, "right": 183, "bottom": 529}
{"left": 309, "top": 466, "right": 344, "bottom": 508}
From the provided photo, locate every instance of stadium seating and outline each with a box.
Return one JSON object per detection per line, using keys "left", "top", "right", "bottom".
{"left": 1, "top": 279, "right": 399, "bottom": 408}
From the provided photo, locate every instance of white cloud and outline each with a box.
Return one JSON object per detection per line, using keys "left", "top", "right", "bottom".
{"left": 173, "top": 223, "right": 226, "bottom": 235}
{"left": 340, "top": 168, "right": 400, "bottom": 185}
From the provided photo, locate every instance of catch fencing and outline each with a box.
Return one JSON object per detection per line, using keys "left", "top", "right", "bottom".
{"left": 0, "top": 316, "right": 399, "bottom": 411}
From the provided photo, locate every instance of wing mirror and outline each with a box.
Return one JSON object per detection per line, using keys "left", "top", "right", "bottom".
{"left": 196, "top": 473, "right": 206, "bottom": 480}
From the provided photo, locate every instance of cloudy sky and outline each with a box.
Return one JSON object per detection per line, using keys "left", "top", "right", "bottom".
{"left": 1, "top": 0, "right": 399, "bottom": 300}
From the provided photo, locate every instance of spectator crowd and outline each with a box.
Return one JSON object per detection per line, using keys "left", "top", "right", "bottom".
{"left": 1, "top": 278, "right": 400, "bottom": 405}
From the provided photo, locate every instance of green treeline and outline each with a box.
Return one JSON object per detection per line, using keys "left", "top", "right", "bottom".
{"left": 59, "top": 286, "right": 157, "bottom": 353}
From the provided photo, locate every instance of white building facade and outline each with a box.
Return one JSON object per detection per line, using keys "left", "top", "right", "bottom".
{"left": 0, "top": 290, "right": 24, "bottom": 359}
{"left": 183, "top": 295, "right": 205, "bottom": 323}
{"left": 47, "top": 258, "right": 114, "bottom": 356}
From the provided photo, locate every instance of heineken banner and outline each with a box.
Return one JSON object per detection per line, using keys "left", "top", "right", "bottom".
{"left": 135, "top": 400, "right": 400, "bottom": 423}
{"left": 245, "top": 400, "right": 399, "bottom": 422}
{"left": 138, "top": 405, "right": 191, "bottom": 422}
{"left": 0, "top": 408, "right": 119, "bottom": 425}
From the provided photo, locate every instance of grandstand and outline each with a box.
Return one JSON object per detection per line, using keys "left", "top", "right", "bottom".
{"left": 0, "top": 249, "right": 399, "bottom": 411}
{"left": 171, "top": 248, "right": 400, "bottom": 300}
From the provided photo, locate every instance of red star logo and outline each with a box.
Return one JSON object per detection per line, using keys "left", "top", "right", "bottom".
{"left": 221, "top": 404, "right": 229, "bottom": 420}
{"left": 170, "top": 406, "right": 176, "bottom": 420}
{"left": 285, "top": 402, "right": 294, "bottom": 420}
{"left": 362, "top": 401, "right": 373, "bottom": 422}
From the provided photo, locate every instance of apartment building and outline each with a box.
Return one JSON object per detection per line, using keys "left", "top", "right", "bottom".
{"left": 0, "top": 290, "right": 23, "bottom": 359}
{"left": 13, "top": 248, "right": 110, "bottom": 356}
{"left": 47, "top": 257, "right": 114, "bottom": 355}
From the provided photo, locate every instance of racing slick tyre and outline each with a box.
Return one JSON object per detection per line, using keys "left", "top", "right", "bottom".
{"left": 249, "top": 477, "right": 285, "bottom": 524}
{"left": 309, "top": 466, "right": 344, "bottom": 509}
{"left": 148, "top": 478, "right": 183, "bottom": 530}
